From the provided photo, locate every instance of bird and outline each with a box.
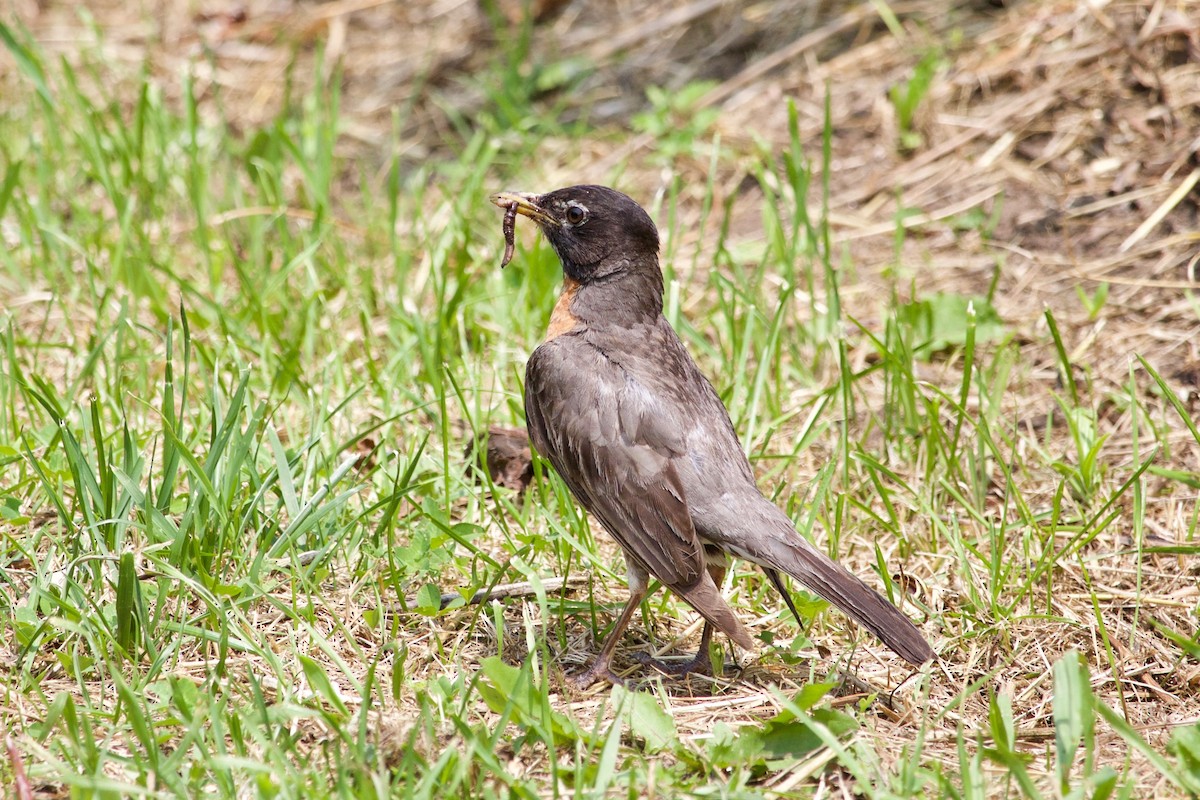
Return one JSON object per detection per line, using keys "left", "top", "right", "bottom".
{"left": 490, "top": 185, "right": 935, "bottom": 686}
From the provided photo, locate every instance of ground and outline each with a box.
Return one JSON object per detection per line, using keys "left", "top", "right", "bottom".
{"left": 1, "top": 0, "right": 1199, "bottom": 797}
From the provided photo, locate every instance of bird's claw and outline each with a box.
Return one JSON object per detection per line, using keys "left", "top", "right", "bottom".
{"left": 631, "top": 650, "right": 717, "bottom": 678}
{"left": 567, "top": 661, "right": 630, "bottom": 689}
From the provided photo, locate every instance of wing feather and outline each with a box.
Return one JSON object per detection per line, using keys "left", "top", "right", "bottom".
{"left": 525, "top": 341, "right": 703, "bottom": 591}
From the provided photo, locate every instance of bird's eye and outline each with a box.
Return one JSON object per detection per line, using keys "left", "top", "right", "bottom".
{"left": 565, "top": 205, "right": 587, "bottom": 225}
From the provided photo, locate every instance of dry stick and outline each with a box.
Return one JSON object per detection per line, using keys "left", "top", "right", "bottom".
{"left": 1119, "top": 167, "right": 1200, "bottom": 253}
{"left": 1137, "top": 0, "right": 1167, "bottom": 43}
{"left": 830, "top": 185, "right": 1002, "bottom": 242}
{"left": 406, "top": 576, "right": 589, "bottom": 610}
{"left": 1070, "top": 232, "right": 1200, "bottom": 288}
{"left": 1064, "top": 184, "right": 1170, "bottom": 219}
{"left": 307, "top": 0, "right": 396, "bottom": 22}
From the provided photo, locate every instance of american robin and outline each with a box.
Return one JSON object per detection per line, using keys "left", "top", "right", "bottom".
{"left": 490, "top": 185, "right": 935, "bottom": 685}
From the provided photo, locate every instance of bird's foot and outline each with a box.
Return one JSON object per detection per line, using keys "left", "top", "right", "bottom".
{"left": 632, "top": 649, "right": 717, "bottom": 678}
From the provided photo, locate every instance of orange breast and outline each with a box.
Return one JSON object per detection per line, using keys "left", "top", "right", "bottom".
{"left": 544, "top": 278, "right": 581, "bottom": 340}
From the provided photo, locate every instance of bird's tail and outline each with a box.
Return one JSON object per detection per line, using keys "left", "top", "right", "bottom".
{"left": 735, "top": 522, "right": 935, "bottom": 665}
{"left": 678, "top": 577, "right": 756, "bottom": 650}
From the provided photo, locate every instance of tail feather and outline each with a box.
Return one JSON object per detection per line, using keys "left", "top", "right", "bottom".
{"left": 763, "top": 567, "right": 804, "bottom": 628}
{"left": 678, "top": 577, "right": 755, "bottom": 650}
{"left": 746, "top": 529, "right": 935, "bottom": 665}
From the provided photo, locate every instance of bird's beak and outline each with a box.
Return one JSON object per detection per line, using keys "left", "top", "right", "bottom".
{"left": 490, "top": 191, "right": 559, "bottom": 227}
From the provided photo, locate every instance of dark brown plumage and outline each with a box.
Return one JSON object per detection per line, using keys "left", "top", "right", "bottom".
{"left": 490, "top": 185, "right": 935, "bottom": 686}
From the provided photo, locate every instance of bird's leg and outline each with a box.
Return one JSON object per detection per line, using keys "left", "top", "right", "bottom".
{"left": 569, "top": 586, "right": 647, "bottom": 687}
{"left": 633, "top": 621, "right": 716, "bottom": 676}
{"left": 633, "top": 560, "right": 728, "bottom": 678}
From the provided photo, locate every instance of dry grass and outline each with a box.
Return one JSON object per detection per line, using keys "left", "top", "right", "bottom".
{"left": 5, "top": 0, "right": 1200, "bottom": 795}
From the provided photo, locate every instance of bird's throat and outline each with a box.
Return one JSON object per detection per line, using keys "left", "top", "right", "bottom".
{"left": 544, "top": 277, "right": 582, "bottom": 341}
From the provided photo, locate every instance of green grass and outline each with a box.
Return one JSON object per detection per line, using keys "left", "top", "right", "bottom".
{"left": 2, "top": 15, "right": 1199, "bottom": 800}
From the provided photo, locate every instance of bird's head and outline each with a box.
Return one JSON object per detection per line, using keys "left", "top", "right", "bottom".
{"left": 490, "top": 185, "right": 660, "bottom": 285}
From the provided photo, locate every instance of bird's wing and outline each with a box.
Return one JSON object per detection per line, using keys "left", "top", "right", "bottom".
{"left": 524, "top": 339, "right": 703, "bottom": 590}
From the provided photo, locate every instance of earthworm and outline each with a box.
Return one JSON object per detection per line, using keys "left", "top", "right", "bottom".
{"left": 500, "top": 202, "right": 517, "bottom": 268}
